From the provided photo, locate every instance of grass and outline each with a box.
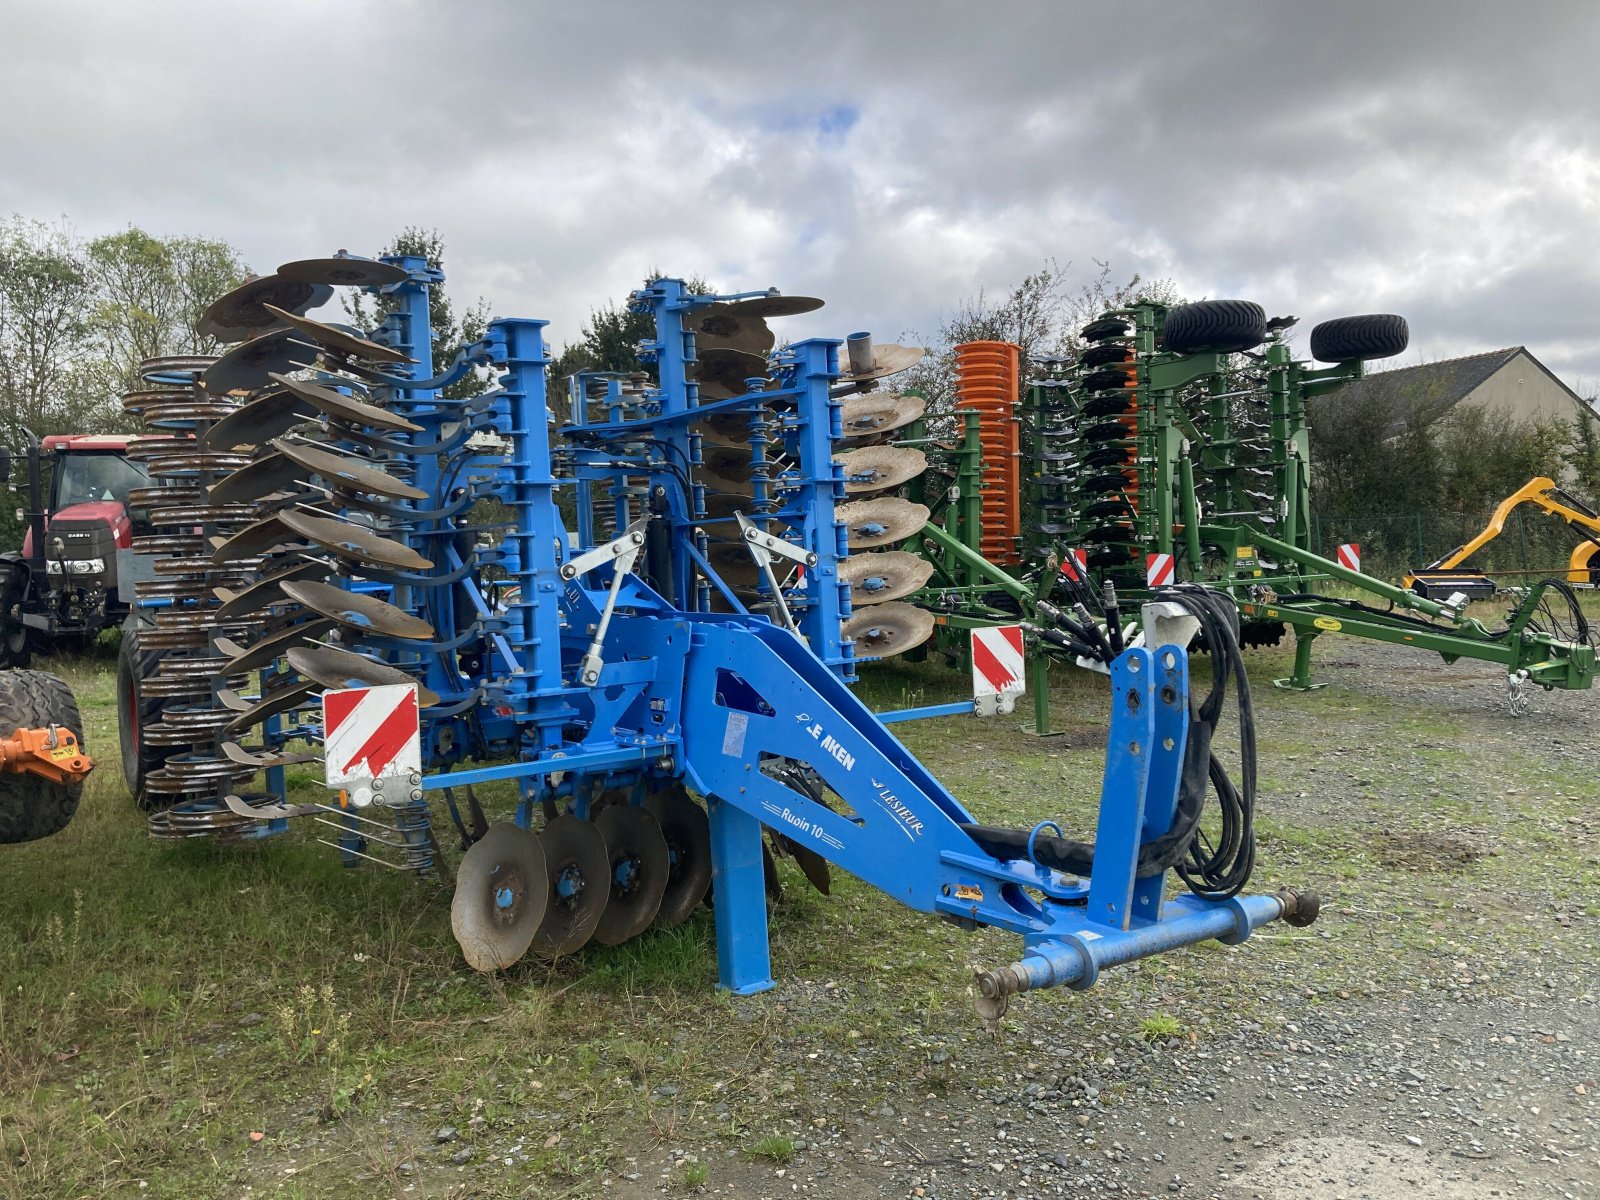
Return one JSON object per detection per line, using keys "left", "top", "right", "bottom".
{"left": 678, "top": 1160, "right": 708, "bottom": 1189}
{"left": 1137, "top": 1013, "right": 1183, "bottom": 1042}
{"left": 1, "top": 628, "right": 1595, "bottom": 1197}
{"left": 747, "top": 1133, "right": 795, "bottom": 1164}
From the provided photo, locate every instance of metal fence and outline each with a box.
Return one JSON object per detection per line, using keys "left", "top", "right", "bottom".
{"left": 1308, "top": 507, "right": 1595, "bottom": 583}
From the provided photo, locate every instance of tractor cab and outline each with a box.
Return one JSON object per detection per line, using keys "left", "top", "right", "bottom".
{"left": 25, "top": 437, "right": 150, "bottom": 556}
{"left": 0, "top": 434, "right": 153, "bottom": 663}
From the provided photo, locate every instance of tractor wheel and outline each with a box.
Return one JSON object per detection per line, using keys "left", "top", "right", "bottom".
{"left": 0, "top": 669, "right": 86, "bottom": 845}
{"left": 1308, "top": 314, "right": 1410, "bottom": 363}
{"left": 1160, "top": 300, "right": 1267, "bottom": 356}
{"left": 118, "top": 627, "right": 171, "bottom": 810}
{"left": 0, "top": 569, "right": 32, "bottom": 670}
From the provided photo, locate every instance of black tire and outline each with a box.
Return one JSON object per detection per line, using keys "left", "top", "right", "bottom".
{"left": 1308, "top": 314, "right": 1409, "bottom": 363}
{"left": 118, "top": 627, "right": 171, "bottom": 810}
{"left": 0, "top": 568, "right": 32, "bottom": 670}
{"left": 1161, "top": 300, "right": 1267, "bottom": 356}
{"left": 0, "top": 669, "right": 86, "bottom": 845}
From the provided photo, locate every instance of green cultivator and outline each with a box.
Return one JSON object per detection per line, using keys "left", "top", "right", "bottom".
{"left": 889, "top": 299, "right": 1595, "bottom": 713}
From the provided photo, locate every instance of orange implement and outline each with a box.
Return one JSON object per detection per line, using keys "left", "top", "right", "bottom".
{"left": 954, "top": 340, "right": 1022, "bottom": 565}
{"left": 0, "top": 725, "right": 94, "bottom": 785}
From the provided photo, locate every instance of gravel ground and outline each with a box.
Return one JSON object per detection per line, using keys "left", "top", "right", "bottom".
{"left": 212, "top": 635, "right": 1595, "bottom": 1199}
{"left": 591, "top": 638, "right": 1599, "bottom": 1200}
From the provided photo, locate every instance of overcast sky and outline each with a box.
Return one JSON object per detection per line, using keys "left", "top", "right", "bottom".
{"left": 4, "top": 1, "right": 1599, "bottom": 388}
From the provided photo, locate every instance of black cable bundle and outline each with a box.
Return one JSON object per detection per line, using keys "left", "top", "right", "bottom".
{"left": 964, "top": 583, "right": 1259, "bottom": 901}
{"left": 1527, "top": 578, "right": 1593, "bottom": 647}
{"left": 1157, "top": 584, "right": 1257, "bottom": 900}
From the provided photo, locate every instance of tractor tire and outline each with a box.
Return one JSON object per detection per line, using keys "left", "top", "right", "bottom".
{"left": 118, "top": 628, "right": 171, "bottom": 810}
{"left": 1161, "top": 300, "right": 1267, "bottom": 356}
{"left": 1308, "top": 314, "right": 1410, "bottom": 363}
{"left": 0, "top": 669, "right": 86, "bottom": 845}
{"left": 0, "top": 569, "right": 32, "bottom": 670}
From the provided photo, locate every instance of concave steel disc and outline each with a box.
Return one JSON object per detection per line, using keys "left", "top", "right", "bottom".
{"left": 120, "top": 388, "right": 198, "bottom": 415}
{"left": 717, "top": 295, "right": 824, "bottom": 319}
{"left": 276, "top": 256, "right": 409, "bottom": 288}
{"left": 222, "top": 680, "right": 316, "bottom": 736}
{"left": 694, "top": 446, "right": 760, "bottom": 496}
{"left": 213, "top": 559, "right": 334, "bottom": 618}
{"left": 530, "top": 815, "right": 610, "bottom": 959}
{"left": 139, "top": 355, "right": 217, "bottom": 382}
{"left": 691, "top": 305, "right": 775, "bottom": 356}
{"left": 203, "top": 389, "right": 318, "bottom": 451}
{"left": 207, "top": 452, "right": 306, "bottom": 506}
{"left": 696, "top": 492, "right": 785, "bottom": 541}
{"left": 279, "top": 580, "right": 436, "bottom": 641}
{"left": 838, "top": 550, "right": 934, "bottom": 606}
{"left": 147, "top": 451, "right": 255, "bottom": 477}
{"left": 642, "top": 785, "right": 712, "bottom": 928}
{"left": 836, "top": 497, "right": 929, "bottom": 550}
{"left": 211, "top": 513, "right": 301, "bottom": 562}
{"left": 1082, "top": 445, "right": 1135, "bottom": 469}
{"left": 285, "top": 644, "right": 441, "bottom": 708}
{"left": 202, "top": 329, "right": 320, "bottom": 394}
{"left": 695, "top": 347, "right": 769, "bottom": 397}
{"left": 835, "top": 342, "right": 924, "bottom": 383}
{"left": 271, "top": 438, "right": 427, "bottom": 500}
{"left": 269, "top": 372, "right": 422, "bottom": 433}
{"left": 838, "top": 393, "right": 926, "bottom": 440}
{"left": 262, "top": 304, "right": 414, "bottom": 365}
{"left": 217, "top": 618, "right": 338, "bottom": 675}
{"left": 842, "top": 601, "right": 934, "bottom": 658}
{"left": 276, "top": 509, "right": 433, "bottom": 571}
{"left": 835, "top": 445, "right": 926, "bottom": 496}
{"left": 1078, "top": 471, "right": 1136, "bottom": 495}
{"left": 591, "top": 804, "right": 671, "bottom": 946}
{"left": 1081, "top": 420, "right": 1135, "bottom": 443}
{"left": 692, "top": 409, "right": 768, "bottom": 449}
{"left": 705, "top": 542, "right": 761, "bottom": 586}
{"left": 125, "top": 435, "right": 195, "bottom": 462}
{"left": 199, "top": 275, "right": 334, "bottom": 344}
{"left": 452, "top": 823, "right": 549, "bottom": 972}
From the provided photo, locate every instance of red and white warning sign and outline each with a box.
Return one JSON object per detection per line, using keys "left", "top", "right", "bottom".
{"left": 1336, "top": 542, "right": 1361, "bottom": 573}
{"left": 1059, "top": 547, "right": 1088, "bottom": 582}
{"left": 1146, "top": 552, "right": 1174, "bottom": 588}
{"left": 971, "top": 624, "right": 1026, "bottom": 715}
{"left": 323, "top": 684, "right": 421, "bottom": 789}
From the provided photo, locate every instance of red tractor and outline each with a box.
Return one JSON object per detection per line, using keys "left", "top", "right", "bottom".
{"left": 0, "top": 433, "right": 153, "bottom": 665}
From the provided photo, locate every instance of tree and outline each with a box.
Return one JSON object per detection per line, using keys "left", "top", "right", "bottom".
{"left": 0, "top": 217, "right": 96, "bottom": 442}
{"left": 1564, "top": 410, "right": 1600, "bottom": 506}
{"left": 546, "top": 272, "right": 714, "bottom": 422}
{"left": 344, "top": 228, "right": 491, "bottom": 400}
{"left": 82, "top": 227, "right": 251, "bottom": 414}
{"left": 897, "top": 259, "right": 1179, "bottom": 433}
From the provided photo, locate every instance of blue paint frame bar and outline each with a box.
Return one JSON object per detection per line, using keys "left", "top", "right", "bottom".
{"left": 877, "top": 701, "right": 975, "bottom": 725}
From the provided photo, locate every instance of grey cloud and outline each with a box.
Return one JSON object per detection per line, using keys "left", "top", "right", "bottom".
{"left": 3, "top": 0, "right": 1598, "bottom": 386}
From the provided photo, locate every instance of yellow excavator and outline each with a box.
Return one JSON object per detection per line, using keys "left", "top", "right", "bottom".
{"left": 1405, "top": 477, "right": 1600, "bottom": 600}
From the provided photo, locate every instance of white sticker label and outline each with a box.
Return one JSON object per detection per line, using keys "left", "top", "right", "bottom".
{"left": 722, "top": 711, "right": 748, "bottom": 757}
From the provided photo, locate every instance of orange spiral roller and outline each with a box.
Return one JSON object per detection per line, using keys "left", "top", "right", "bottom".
{"left": 954, "top": 340, "right": 1022, "bottom": 565}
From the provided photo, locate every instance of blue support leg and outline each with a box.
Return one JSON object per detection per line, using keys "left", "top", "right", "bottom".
{"left": 707, "top": 794, "right": 775, "bottom": 995}
{"left": 1084, "top": 650, "right": 1157, "bottom": 928}
{"left": 1131, "top": 644, "right": 1190, "bottom": 924}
